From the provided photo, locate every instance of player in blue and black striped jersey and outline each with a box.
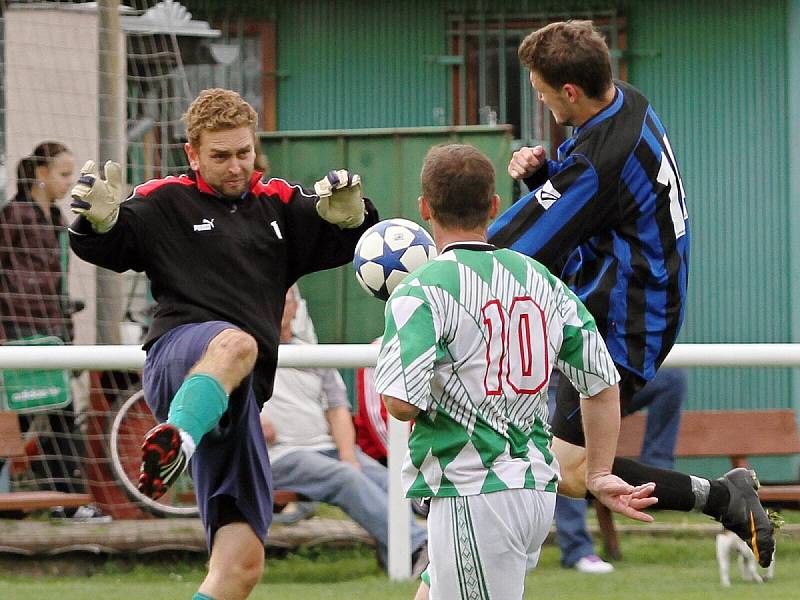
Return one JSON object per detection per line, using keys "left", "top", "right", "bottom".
{"left": 488, "top": 20, "right": 773, "bottom": 567}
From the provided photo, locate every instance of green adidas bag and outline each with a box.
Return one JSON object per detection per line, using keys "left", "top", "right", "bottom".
{"left": 0, "top": 336, "right": 71, "bottom": 413}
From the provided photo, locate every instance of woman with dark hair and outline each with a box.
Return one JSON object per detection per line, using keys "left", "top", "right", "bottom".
{"left": 1, "top": 141, "right": 76, "bottom": 341}
{"left": 0, "top": 142, "right": 109, "bottom": 522}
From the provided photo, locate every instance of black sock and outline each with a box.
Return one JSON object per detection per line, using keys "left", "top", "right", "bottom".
{"left": 610, "top": 457, "right": 696, "bottom": 511}
{"left": 702, "top": 480, "right": 730, "bottom": 518}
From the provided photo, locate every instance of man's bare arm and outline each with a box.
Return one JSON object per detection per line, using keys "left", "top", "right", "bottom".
{"left": 381, "top": 394, "right": 419, "bottom": 422}
{"left": 581, "top": 384, "right": 658, "bottom": 522}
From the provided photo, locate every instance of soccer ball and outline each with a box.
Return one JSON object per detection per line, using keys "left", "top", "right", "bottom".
{"left": 353, "top": 218, "right": 437, "bottom": 301}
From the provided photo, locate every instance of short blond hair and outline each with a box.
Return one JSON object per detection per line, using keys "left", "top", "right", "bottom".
{"left": 183, "top": 88, "right": 258, "bottom": 146}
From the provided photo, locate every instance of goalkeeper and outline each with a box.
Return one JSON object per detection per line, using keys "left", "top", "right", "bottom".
{"left": 68, "top": 88, "right": 378, "bottom": 600}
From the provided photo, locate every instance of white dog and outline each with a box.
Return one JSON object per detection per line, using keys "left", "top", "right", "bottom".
{"left": 716, "top": 530, "right": 775, "bottom": 587}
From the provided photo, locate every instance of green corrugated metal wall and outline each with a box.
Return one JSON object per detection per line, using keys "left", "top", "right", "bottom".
{"left": 274, "top": 0, "right": 797, "bottom": 412}
{"left": 622, "top": 0, "right": 795, "bottom": 478}
{"left": 623, "top": 1, "right": 792, "bottom": 415}
{"left": 273, "top": 0, "right": 630, "bottom": 130}
{"left": 275, "top": 2, "right": 449, "bottom": 130}
{"left": 185, "top": 1, "right": 797, "bottom": 477}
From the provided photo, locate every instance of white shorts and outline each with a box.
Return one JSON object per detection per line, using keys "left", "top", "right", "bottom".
{"left": 427, "top": 488, "right": 556, "bottom": 600}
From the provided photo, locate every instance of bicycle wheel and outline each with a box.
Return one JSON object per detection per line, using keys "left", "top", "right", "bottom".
{"left": 109, "top": 389, "right": 199, "bottom": 517}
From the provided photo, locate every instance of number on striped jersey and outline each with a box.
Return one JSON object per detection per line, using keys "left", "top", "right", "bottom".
{"left": 482, "top": 296, "right": 549, "bottom": 396}
{"left": 657, "top": 134, "right": 688, "bottom": 239}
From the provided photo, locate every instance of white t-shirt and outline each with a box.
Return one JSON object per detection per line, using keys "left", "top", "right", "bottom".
{"left": 262, "top": 340, "right": 350, "bottom": 463}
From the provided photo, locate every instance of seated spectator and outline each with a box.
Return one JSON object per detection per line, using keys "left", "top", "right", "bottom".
{"left": 632, "top": 368, "right": 688, "bottom": 470}
{"left": 545, "top": 374, "right": 613, "bottom": 574}
{"left": 547, "top": 368, "right": 687, "bottom": 573}
{"left": 0, "top": 142, "right": 109, "bottom": 522}
{"left": 353, "top": 339, "right": 387, "bottom": 464}
{"left": 260, "top": 287, "right": 428, "bottom": 574}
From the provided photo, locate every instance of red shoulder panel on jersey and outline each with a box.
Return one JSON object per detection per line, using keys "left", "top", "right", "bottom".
{"left": 253, "top": 177, "right": 314, "bottom": 204}
{"left": 133, "top": 175, "right": 195, "bottom": 197}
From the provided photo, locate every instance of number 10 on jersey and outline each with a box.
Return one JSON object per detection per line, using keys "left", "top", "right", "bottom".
{"left": 482, "top": 296, "right": 549, "bottom": 396}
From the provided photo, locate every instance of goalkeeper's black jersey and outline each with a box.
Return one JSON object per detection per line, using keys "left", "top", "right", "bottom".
{"left": 489, "top": 81, "right": 689, "bottom": 382}
{"left": 70, "top": 170, "right": 378, "bottom": 402}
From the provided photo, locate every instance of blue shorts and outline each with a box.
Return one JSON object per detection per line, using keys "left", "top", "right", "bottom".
{"left": 143, "top": 321, "right": 273, "bottom": 549}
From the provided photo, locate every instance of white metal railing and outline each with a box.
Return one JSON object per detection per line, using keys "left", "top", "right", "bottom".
{"left": 3, "top": 343, "right": 800, "bottom": 370}
{"left": 1, "top": 342, "right": 799, "bottom": 580}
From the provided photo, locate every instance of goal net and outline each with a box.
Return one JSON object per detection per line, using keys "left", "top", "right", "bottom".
{"left": 0, "top": 0, "right": 237, "bottom": 521}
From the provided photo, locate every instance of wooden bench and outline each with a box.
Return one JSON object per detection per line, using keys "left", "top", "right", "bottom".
{"left": 0, "top": 411, "right": 92, "bottom": 512}
{"left": 596, "top": 409, "right": 800, "bottom": 559}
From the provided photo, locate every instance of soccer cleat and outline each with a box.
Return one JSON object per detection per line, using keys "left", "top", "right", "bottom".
{"left": 50, "top": 504, "right": 112, "bottom": 524}
{"left": 716, "top": 468, "right": 775, "bottom": 568}
{"left": 138, "top": 423, "right": 188, "bottom": 500}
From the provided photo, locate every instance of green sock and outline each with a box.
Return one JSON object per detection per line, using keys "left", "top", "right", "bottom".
{"left": 192, "top": 593, "right": 214, "bottom": 600}
{"left": 168, "top": 373, "right": 229, "bottom": 446}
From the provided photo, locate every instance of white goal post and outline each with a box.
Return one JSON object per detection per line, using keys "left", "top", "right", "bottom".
{"left": 1, "top": 342, "right": 799, "bottom": 580}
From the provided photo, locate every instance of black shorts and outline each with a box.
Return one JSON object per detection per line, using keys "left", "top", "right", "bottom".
{"left": 551, "top": 367, "right": 647, "bottom": 447}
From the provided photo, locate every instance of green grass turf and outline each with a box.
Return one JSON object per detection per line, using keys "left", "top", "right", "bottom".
{"left": 0, "top": 510, "right": 797, "bottom": 599}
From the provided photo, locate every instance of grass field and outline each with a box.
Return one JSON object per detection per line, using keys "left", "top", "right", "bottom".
{"left": 1, "top": 510, "right": 797, "bottom": 599}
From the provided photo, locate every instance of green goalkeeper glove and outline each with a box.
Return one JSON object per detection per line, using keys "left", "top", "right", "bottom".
{"left": 70, "top": 160, "right": 123, "bottom": 233}
{"left": 314, "top": 169, "right": 365, "bottom": 229}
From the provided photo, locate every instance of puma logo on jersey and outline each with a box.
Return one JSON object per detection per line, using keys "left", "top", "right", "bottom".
{"left": 193, "top": 218, "right": 215, "bottom": 232}
{"left": 535, "top": 180, "right": 561, "bottom": 209}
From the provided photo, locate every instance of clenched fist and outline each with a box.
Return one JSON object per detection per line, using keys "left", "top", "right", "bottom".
{"left": 508, "top": 146, "right": 547, "bottom": 181}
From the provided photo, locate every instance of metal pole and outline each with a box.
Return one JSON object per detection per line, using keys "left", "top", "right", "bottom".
{"left": 96, "top": 0, "right": 125, "bottom": 344}
{"left": 4, "top": 343, "right": 800, "bottom": 371}
{"left": 387, "top": 416, "right": 411, "bottom": 581}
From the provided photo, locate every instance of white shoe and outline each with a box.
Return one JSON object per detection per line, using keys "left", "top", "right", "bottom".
{"left": 50, "top": 504, "right": 112, "bottom": 524}
{"left": 574, "top": 555, "right": 614, "bottom": 574}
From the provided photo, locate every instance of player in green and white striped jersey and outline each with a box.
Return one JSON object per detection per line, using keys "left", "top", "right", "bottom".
{"left": 376, "top": 144, "right": 656, "bottom": 600}
{"left": 377, "top": 240, "right": 618, "bottom": 499}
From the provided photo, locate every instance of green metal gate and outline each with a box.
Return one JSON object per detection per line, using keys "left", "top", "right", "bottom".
{"left": 259, "top": 125, "right": 514, "bottom": 344}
